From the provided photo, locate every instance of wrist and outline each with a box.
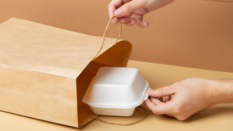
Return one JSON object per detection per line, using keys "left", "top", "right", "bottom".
{"left": 208, "top": 79, "right": 233, "bottom": 105}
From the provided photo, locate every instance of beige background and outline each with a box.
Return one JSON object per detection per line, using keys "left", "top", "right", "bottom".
{"left": 1, "top": 60, "right": 233, "bottom": 131}
{"left": 0, "top": 0, "right": 233, "bottom": 72}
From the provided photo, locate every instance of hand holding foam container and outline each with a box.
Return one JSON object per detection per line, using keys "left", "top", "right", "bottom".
{"left": 82, "top": 67, "right": 150, "bottom": 116}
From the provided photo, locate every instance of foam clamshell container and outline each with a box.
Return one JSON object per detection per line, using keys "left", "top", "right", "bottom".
{"left": 82, "top": 67, "right": 150, "bottom": 116}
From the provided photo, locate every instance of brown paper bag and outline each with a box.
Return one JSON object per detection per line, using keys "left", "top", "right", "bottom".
{"left": 0, "top": 18, "right": 132, "bottom": 127}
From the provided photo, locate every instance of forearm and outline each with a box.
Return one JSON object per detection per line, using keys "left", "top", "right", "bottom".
{"left": 208, "top": 79, "right": 233, "bottom": 104}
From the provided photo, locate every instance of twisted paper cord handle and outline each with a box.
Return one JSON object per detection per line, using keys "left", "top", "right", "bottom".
{"left": 96, "top": 106, "right": 147, "bottom": 126}
{"left": 93, "top": 16, "right": 122, "bottom": 59}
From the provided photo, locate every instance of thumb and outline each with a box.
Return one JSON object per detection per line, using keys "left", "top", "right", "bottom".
{"left": 147, "top": 86, "right": 175, "bottom": 98}
{"left": 114, "top": 1, "right": 142, "bottom": 17}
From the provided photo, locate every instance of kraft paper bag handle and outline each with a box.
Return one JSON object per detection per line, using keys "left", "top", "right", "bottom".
{"left": 96, "top": 106, "right": 147, "bottom": 126}
{"left": 93, "top": 16, "right": 147, "bottom": 126}
{"left": 93, "top": 16, "right": 122, "bottom": 60}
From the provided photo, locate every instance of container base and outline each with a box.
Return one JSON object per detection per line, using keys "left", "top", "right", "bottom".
{"left": 90, "top": 106, "right": 136, "bottom": 116}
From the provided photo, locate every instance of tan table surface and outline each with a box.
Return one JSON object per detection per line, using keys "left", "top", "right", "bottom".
{"left": 1, "top": 60, "right": 233, "bottom": 131}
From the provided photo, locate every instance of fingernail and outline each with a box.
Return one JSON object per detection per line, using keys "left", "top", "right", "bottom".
{"left": 115, "top": 9, "right": 122, "bottom": 16}
{"left": 143, "top": 23, "right": 147, "bottom": 26}
{"left": 130, "top": 21, "right": 135, "bottom": 25}
{"left": 148, "top": 89, "right": 154, "bottom": 93}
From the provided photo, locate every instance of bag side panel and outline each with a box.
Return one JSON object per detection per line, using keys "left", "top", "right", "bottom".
{"left": 0, "top": 64, "right": 78, "bottom": 127}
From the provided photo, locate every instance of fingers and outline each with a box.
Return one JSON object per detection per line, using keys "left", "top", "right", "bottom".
{"left": 150, "top": 97, "right": 163, "bottom": 105}
{"left": 109, "top": 0, "right": 124, "bottom": 24}
{"left": 108, "top": 0, "right": 150, "bottom": 27}
{"left": 145, "top": 98, "right": 172, "bottom": 115}
{"left": 114, "top": 0, "right": 143, "bottom": 17}
{"left": 121, "top": 14, "right": 149, "bottom": 27}
{"left": 118, "top": 16, "right": 129, "bottom": 23}
{"left": 118, "top": 12, "right": 132, "bottom": 23}
{"left": 165, "top": 95, "right": 171, "bottom": 103}
{"left": 135, "top": 14, "right": 149, "bottom": 28}
{"left": 123, "top": 18, "right": 137, "bottom": 26}
{"left": 109, "top": 0, "right": 123, "bottom": 18}
{"left": 112, "top": 17, "right": 118, "bottom": 25}
{"left": 148, "top": 86, "right": 175, "bottom": 98}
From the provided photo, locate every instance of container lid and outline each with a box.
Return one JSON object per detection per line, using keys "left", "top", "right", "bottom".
{"left": 82, "top": 67, "right": 150, "bottom": 109}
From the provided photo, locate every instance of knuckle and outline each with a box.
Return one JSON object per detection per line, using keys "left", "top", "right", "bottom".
{"left": 172, "top": 109, "right": 180, "bottom": 115}
{"left": 158, "top": 88, "right": 164, "bottom": 94}
{"left": 176, "top": 115, "right": 187, "bottom": 121}
{"left": 152, "top": 109, "right": 159, "bottom": 115}
{"left": 108, "top": 2, "right": 113, "bottom": 8}
{"left": 172, "top": 82, "right": 181, "bottom": 87}
{"left": 155, "top": 88, "right": 161, "bottom": 93}
{"left": 122, "top": 4, "right": 131, "bottom": 12}
{"left": 171, "top": 106, "right": 182, "bottom": 114}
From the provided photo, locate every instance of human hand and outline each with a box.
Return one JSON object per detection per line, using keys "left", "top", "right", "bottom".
{"left": 145, "top": 78, "right": 220, "bottom": 120}
{"left": 108, "top": 0, "right": 174, "bottom": 27}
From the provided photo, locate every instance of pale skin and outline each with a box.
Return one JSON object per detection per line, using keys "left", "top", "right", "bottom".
{"left": 108, "top": 0, "right": 174, "bottom": 27}
{"left": 146, "top": 78, "right": 233, "bottom": 120}
{"left": 108, "top": 0, "right": 233, "bottom": 120}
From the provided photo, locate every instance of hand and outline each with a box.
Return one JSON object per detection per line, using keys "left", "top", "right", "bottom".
{"left": 108, "top": 0, "right": 174, "bottom": 27}
{"left": 144, "top": 78, "right": 226, "bottom": 120}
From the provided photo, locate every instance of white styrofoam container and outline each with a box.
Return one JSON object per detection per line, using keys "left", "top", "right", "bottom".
{"left": 82, "top": 67, "right": 150, "bottom": 116}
